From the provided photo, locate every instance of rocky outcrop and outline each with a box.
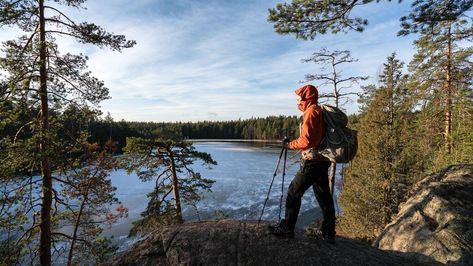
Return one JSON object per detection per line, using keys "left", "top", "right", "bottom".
{"left": 109, "top": 164, "right": 473, "bottom": 265}
{"left": 110, "top": 220, "right": 438, "bottom": 266}
{"left": 375, "top": 164, "right": 473, "bottom": 265}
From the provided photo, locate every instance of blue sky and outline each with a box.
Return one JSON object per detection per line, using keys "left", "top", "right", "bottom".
{"left": 1, "top": 0, "right": 418, "bottom": 122}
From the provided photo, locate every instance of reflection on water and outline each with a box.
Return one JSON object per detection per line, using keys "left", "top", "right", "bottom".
{"left": 103, "top": 141, "right": 343, "bottom": 250}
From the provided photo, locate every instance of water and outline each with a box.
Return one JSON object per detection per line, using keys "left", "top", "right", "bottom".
{"left": 102, "top": 141, "right": 343, "bottom": 249}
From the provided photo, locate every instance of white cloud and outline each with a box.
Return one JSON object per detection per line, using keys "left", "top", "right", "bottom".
{"left": 1, "top": 0, "right": 418, "bottom": 121}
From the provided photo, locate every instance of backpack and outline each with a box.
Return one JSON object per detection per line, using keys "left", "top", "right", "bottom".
{"left": 301, "top": 105, "right": 358, "bottom": 163}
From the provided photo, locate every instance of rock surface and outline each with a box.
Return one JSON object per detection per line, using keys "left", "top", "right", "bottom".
{"left": 375, "top": 164, "right": 473, "bottom": 265}
{"left": 109, "top": 220, "right": 438, "bottom": 266}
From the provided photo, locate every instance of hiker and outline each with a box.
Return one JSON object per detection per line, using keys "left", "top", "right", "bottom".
{"left": 269, "top": 84, "right": 336, "bottom": 242}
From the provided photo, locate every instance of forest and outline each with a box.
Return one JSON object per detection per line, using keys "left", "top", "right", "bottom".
{"left": 88, "top": 116, "right": 301, "bottom": 151}
{"left": 1, "top": 0, "right": 473, "bottom": 265}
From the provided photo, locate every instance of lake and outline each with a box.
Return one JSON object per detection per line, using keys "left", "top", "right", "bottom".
{"left": 102, "top": 141, "right": 343, "bottom": 250}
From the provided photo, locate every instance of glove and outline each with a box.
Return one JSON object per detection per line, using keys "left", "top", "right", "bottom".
{"left": 282, "top": 137, "right": 290, "bottom": 148}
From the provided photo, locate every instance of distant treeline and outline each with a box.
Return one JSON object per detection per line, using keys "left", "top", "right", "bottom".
{"left": 88, "top": 115, "right": 311, "bottom": 151}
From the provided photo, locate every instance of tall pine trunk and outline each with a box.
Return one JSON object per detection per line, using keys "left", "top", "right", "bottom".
{"left": 168, "top": 149, "right": 183, "bottom": 222}
{"left": 444, "top": 21, "right": 453, "bottom": 154}
{"left": 38, "top": 0, "right": 52, "bottom": 264}
{"left": 331, "top": 56, "right": 339, "bottom": 108}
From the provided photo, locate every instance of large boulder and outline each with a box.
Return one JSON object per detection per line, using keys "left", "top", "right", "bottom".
{"left": 375, "top": 164, "right": 473, "bottom": 265}
{"left": 109, "top": 220, "right": 438, "bottom": 265}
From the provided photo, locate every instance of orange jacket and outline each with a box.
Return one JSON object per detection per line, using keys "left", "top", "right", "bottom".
{"left": 287, "top": 85, "right": 325, "bottom": 150}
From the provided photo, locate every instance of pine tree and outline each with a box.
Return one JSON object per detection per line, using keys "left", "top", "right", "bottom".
{"left": 452, "top": 92, "right": 473, "bottom": 163}
{"left": 399, "top": 0, "right": 473, "bottom": 156}
{"left": 338, "top": 53, "right": 413, "bottom": 242}
{"left": 302, "top": 48, "right": 368, "bottom": 107}
{"left": 55, "top": 140, "right": 127, "bottom": 266}
{"left": 268, "top": 0, "right": 401, "bottom": 40}
{"left": 0, "top": 0, "right": 134, "bottom": 264}
{"left": 121, "top": 137, "right": 216, "bottom": 235}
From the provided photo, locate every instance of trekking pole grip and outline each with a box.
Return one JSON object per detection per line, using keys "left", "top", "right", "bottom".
{"left": 282, "top": 136, "right": 289, "bottom": 149}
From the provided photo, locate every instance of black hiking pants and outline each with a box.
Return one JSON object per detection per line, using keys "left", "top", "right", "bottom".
{"left": 285, "top": 160, "right": 335, "bottom": 236}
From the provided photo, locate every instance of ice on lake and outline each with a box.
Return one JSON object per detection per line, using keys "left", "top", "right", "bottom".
{"left": 103, "top": 142, "right": 343, "bottom": 248}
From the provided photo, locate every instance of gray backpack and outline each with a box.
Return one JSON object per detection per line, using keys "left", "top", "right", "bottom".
{"left": 318, "top": 105, "right": 358, "bottom": 163}
{"left": 301, "top": 105, "right": 358, "bottom": 163}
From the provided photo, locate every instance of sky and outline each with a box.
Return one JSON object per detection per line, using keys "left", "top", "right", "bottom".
{"left": 0, "top": 0, "right": 419, "bottom": 122}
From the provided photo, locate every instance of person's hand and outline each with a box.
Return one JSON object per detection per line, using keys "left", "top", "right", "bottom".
{"left": 282, "top": 137, "right": 290, "bottom": 148}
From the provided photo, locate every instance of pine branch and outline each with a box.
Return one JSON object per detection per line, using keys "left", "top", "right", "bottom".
{"left": 20, "top": 29, "right": 39, "bottom": 56}
{"left": 268, "top": 0, "right": 374, "bottom": 39}
{"left": 44, "top": 29, "right": 78, "bottom": 39}
{"left": 291, "top": 0, "right": 360, "bottom": 24}
{"left": 16, "top": 219, "right": 40, "bottom": 245}
{"left": 2, "top": 177, "right": 41, "bottom": 195}
{"left": 13, "top": 121, "right": 35, "bottom": 143}
{"left": 9, "top": 69, "right": 39, "bottom": 86}
{"left": 336, "top": 76, "right": 368, "bottom": 85}
{"left": 24, "top": 203, "right": 42, "bottom": 217}
{"left": 47, "top": 70, "right": 89, "bottom": 98}
{"left": 338, "top": 91, "right": 361, "bottom": 97}
{"left": 161, "top": 187, "right": 174, "bottom": 201}
{"left": 44, "top": 6, "right": 75, "bottom": 24}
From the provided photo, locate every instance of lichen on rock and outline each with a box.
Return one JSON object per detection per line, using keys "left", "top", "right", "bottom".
{"left": 375, "top": 164, "right": 473, "bottom": 265}
{"left": 109, "top": 220, "right": 438, "bottom": 265}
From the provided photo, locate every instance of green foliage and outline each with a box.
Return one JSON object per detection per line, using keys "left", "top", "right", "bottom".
{"left": 347, "top": 114, "right": 360, "bottom": 130}
{"left": 53, "top": 140, "right": 127, "bottom": 265}
{"left": 62, "top": 235, "right": 119, "bottom": 265}
{"left": 0, "top": 1, "right": 135, "bottom": 50}
{"left": 333, "top": 1, "right": 473, "bottom": 243}
{"left": 425, "top": 87, "right": 473, "bottom": 171}
{"left": 0, "top": 105, "right": 126, "bottom": 263}
{"left": 338, "top": 53, "right": 414, "bottom": 242}
{"left": 450, "top": 88, "right": 473, "bottom": 163}
{"left": 268, "top": 0, "right": 398, "bottom": 40}
{"left": 402, "top": 0, "right": 473, "bottom": 167}
{"left": 399, "top": 0, "right": 473, "bottom": 36}
{"left": 128, "top": 203, "right": 178, "bottom": 237}
{"left": 0, "top": 240, "right": 23, "bottom": 266}
{"left": 0, "top": 0, "right": 134, "bottom": 263}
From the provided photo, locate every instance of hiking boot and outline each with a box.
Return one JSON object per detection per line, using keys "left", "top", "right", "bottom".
{"left": 305, "top": 227, "right": 335, "bottom": 244}
{"left": 268, "top": 219, "right": 294, "bottom": 237}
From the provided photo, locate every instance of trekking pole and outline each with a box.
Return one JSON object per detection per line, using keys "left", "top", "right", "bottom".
{"left": 258, "top": 146, "right": 286, "bottom": 226}
{"left": 329, "top": 162, "right": 336, "bottom": 196}
{"left": 329, "top": 162, "right": 338, "bottom": 215}
{"left": 278, "top": 147, "right": 288, "bottom": 222}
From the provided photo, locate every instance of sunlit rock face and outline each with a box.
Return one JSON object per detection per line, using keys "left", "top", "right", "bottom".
{"left": 375, "top": 164, "right": 473, "bottom": 266}
{"left": 109, "top": 220, "right": 438, "bottom": 266}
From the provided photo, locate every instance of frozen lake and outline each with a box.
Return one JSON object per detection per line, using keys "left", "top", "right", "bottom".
{"left": 103, "top": 141, "right": 343, "bottom": 249}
